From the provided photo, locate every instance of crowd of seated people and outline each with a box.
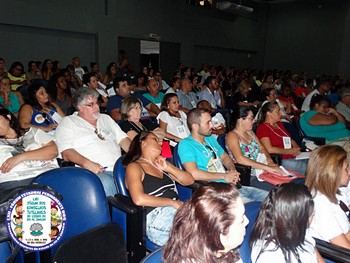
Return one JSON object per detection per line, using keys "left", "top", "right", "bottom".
{"left": 1, "top": 56, "right": 350, "bottom": 260}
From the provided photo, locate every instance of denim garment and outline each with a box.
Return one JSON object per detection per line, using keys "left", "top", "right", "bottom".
{"left": 146, "top": 206, "right": 177, "bottom": 246}
{"left": 97, "top": 170, "right": 117, "bottom": 197}
{"left": 238, "top": 186, "right": 268, "bottom": 204}
{"left": 281, "top": 158, "right": 308, "bottom": 176}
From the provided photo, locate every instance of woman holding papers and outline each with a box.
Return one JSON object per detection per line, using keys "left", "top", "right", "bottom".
{"left": 227, "top": 106, "right": 301, "bottom": 190}
{"left": 256, "top": 101, "right": 308, "bottom": 175}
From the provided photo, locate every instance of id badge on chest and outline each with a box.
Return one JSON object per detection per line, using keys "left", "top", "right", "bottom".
{"left": 283, "top": 136, "right": 292, "bottom": 149}
{"left": 177, "top": 125, "right": 187, "bottom": 138}
{"left": 213, "top": 158, "right": 226, "bottom": 173}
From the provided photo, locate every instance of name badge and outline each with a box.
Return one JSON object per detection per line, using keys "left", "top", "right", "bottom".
{"left": 190, "top": 100, "right": 196, "bottom": 108}
{"left": 51, "top": 112, "right": 62, "bottom": 124}
{"left": 176, "top": 125, "right": 187, "bottom": 138}
{"left": 283, "top": 136, "right": 292, "bottom": 149}
{"left": 213, "top": 159, "right": 226, "bottom": 173}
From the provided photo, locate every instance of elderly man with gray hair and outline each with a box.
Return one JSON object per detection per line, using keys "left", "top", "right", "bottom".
{"left": 336, "top": 87, "right": 350, "bottom": 122}
{"left": 55, "top": 87, "right": 131, "bottom": 196}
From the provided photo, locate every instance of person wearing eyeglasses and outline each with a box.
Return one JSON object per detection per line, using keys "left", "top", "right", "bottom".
{"left": 177, "top": 108, "right": 268, "bottom": 203}
{"left": 54, "top": 87, "right": 131, "bottom": 197}
{"left": 306, "top": 145, "right": 350, "bottom": 249}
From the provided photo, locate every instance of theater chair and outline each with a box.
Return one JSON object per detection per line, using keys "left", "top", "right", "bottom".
{"left": 111, "top": 155, "right": 197, "bottom": 263}
{"left": 31, "top": 167, "right": 128, "bottom": 263}
{"left": 315, "top": 238, "right": 350, "bottom": 263}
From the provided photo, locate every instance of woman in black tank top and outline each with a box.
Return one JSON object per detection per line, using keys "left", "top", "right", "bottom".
{"left": 123, "top": 131, "right": 194, "bottom": 246}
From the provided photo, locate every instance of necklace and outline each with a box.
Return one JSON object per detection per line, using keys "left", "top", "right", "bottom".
{"left": 128, "top": 120, "right": 147, "bottom": 133}
{"left": 139, "top": 157, "right": 175, "bottom": 183}
{"left": 233, "top": 130, "right": 251, "bottom": 144}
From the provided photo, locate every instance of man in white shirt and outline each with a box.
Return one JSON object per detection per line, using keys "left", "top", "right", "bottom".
{"left": 72, "top": 56, "right": 85, "bottom": 80}
{"left": 55, "top": 87, "right": 131, "bottom": 196}
{"left": 301, "top": 79, "right": 330, "bottom": 112}
{"left": 336, "top": 88, "right": 350, "bottom": 122}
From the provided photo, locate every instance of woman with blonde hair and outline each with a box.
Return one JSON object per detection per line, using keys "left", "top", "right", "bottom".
{"left": 306, "top": 145, "right": 350, "bottom": 249}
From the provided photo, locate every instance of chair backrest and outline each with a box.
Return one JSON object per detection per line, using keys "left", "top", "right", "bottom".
{"left": 31, "top": 167, "right": 111, "bottom": 252}
{"left": 52, "top": 223, "right": 127, "bottom": 263}
{"left": 239, "top": 201, "right": 261, "bottom": 263}
{"left": 113, "top": 155, "right": 130, "bottom": 197}
{"left": 173, "top": 145, "right": 184, "bottom": 170}
{"left": 216, "top": 134, "right": 228, "bottom": 153}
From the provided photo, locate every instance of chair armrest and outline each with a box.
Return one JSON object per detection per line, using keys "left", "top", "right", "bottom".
{"left": 235, "top": 163, "right": 251, "bottom": 186}
{"left": 108, "top": 194, "right": 147, "bottom": 263}
{"left": 315, "top": 238, "right": 350, "bottom": 263}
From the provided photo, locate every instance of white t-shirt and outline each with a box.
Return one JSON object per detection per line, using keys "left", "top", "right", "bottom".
{"left": 156, "top": 110, "right": 190, "bottom": 139}
{"left": 301, "top": 89, "right": 319, "bottom": 112}
{"left": 0, "top": 128, "right": 58, "bottom": 183}
{"left": 251, "top": 230, "right": 317, "bottom": 263}
{"left": 309, "top": 191, "right": 350, "bottom": 242}
{"left": 55, "top": 112, "right": 128, "bottom": 171}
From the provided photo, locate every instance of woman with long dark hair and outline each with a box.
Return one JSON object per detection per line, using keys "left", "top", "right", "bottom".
{"left": 18, "top": 83, "right": 65, "bottom": 132}
{"left": 226, "top": 106, "right": 285, "bottom": 190}
{"left": 163, "top": 183, "right": 248, "bottom": 263}
{"left": 102, "top": 62, "right": 117, "bottom": 85}
{"left": 123, "top": 131, "right": 193, "bottom": 246}
{"left": 47, "top": 73, "right": 73, "bottom": 115}
{"left": 250, "top": 184, "right": 324, "bottom": 263}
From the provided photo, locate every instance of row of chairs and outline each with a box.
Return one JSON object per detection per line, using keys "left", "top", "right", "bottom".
{"left": 1, "top": 135, "right": 349, "bottom": 262}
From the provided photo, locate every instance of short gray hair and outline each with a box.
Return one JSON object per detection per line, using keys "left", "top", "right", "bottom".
{"left": 73, "top": 87, "right": 99, "bottom": 109}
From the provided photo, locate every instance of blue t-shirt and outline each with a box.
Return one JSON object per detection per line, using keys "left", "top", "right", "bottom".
{"left": 178, "top": 135, "right": 225, "bottom": 183}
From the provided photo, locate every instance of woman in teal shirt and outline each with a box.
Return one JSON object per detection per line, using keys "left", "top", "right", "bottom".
{"left": 300, "top": 94, "right": 350, "bottom": 143}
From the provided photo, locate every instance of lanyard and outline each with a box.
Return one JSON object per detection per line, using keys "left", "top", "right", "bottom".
{"left": 263, "top": 122, "right": 289, "bottom": 138}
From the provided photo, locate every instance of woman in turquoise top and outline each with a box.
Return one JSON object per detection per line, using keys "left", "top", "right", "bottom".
{"left": 0, "top": 76, "right": 24, "bottom": 117}
{"left": 226, "top": 106, "right": 284, "bottom": 191}
{"left": 300, "top": 95, "right": 350, "bottom": 143}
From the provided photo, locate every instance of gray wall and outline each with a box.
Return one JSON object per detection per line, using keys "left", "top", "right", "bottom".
{"left": 1, "top": 0, "right": 349, "bottom": 79}
{"left": 0, "top": 0, "right": 264, "bottom": 77}
{"left": 263, "top": 0, "right": 350, "bottom": 78}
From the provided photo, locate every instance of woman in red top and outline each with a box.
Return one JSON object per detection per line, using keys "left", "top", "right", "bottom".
{"left": 256, "top": 101, "right": 308, "bottom": 175}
